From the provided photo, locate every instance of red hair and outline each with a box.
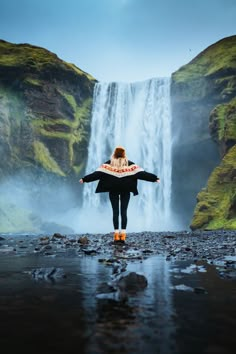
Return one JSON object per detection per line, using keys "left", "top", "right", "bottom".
{"left": 113, "top": 146, "right": 126, "bottom": 159}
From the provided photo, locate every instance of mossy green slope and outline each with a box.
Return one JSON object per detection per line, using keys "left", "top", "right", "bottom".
{"left": 171, "top": 36, "right": 236, "bottom": 230}
{"left": 172, "top": 35, "right": 236, "bottom": 101}
{"left": 0, "top": 39, "right": 94, "bottom": 81}
{"left": 0, "top": 39, "right": 96, "bottom": 179}
{"left": 191, "top": 145, "right": 236, "bottom": 230}
{"left": 191, "top": 96, "right": 236, "bottom": 230}
{"left": 179, "top": 36, "right": 236, "bottom": 230}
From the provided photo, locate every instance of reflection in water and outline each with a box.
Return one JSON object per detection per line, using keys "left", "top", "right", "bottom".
{"left": 88, "top": 256, "right": 175, "bottom": 354}
{"left": 0, "top": 255, "right": 235, "bottom": 354}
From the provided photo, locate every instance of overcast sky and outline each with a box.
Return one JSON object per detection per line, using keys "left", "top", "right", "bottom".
{"left": 0, "top": 0, "right": 235, "bottom": 82}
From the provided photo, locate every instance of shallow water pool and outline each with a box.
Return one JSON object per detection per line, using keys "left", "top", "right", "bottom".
{"left": 0, "top": 253, "right": 235, "bottom": 354}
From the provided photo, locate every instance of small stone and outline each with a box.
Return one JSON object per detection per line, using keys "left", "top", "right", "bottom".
{"left": 39, "top": 240, "right": 50, "bottom": 245}
{"left": 0, "top": 246, "right": 15, "bottom": 253}
{"left": 52, "top": 233, "right": 65, "bottom": 239}
{"left": 78, "top": 236, "right": 89, "bottom": 245}
{"left": 83, "top": 249, "right": 98, "bottom": 255}
{"left": 39, "top": 236, "right": 50, "bottom": 245}
{"left": 40, "top": 236, "right": 50, "bottom": 241}
{"left": 194, "top": 287, "right": 207, "bottom": 294}
{"left": 185, "top": 247, "right": 192, "bottom": 251}
{"left": 174, "top": 284, "right": 193, "bottom": 292}
{"left": 116, "top": 271, "right": 148, "bottom": 292}
{"left": 31, "top": 267, "right": 66, "bottom": 280}
{"left": 99, "top": 258, "right": 116, "bottom": 264}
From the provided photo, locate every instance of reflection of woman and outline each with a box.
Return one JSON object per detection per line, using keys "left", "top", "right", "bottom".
{"left": 80, "top": 146, "right": 160, "bottom": 244}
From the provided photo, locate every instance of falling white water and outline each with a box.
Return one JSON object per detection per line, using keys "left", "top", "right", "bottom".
{"left": 81, "top": 78, "right": 172, "bottom": 232}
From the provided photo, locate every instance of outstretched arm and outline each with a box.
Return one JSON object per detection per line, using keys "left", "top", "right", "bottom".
{"left": 79, "top": 171, "right": 102, "bottom": 184}
{"left": 136, "top": 171, "right": 160, "bottom": 183}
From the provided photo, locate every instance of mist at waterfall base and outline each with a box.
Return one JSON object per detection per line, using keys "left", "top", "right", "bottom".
{"left": 0, "top": 174, "right": 80, "bottom": 234}
{"left": 78, "top": 77, "right": 182, "bottom": 234}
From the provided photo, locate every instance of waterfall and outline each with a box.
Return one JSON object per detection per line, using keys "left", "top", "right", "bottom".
{"left": 82, "top": 78, "right": 172, "bottom": 232}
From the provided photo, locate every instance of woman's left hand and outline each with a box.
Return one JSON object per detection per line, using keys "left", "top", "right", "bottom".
{"left": 79, "top": 179, "right": 84, "bottom": 184}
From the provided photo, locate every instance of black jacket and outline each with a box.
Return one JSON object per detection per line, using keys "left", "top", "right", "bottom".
{"left": 82, "top": 160, "right": 159, "bottom": 196}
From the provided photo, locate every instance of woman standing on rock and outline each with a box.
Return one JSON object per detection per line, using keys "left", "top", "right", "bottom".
{"left": 80, "top": 146, "right": 160, "bottom": 244}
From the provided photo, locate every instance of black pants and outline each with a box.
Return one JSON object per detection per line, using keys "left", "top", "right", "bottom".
{"left": 109, "top": 191, "right": 131, "bottom": 229}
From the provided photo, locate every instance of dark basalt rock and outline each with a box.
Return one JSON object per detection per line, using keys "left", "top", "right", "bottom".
{"left": 115, "top": 271, "right": 148, "bottom": 293}
{"left": 31, "top": 267, "right": 66, "bottom": 280}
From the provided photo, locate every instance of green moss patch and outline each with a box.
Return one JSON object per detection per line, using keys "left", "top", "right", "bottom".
{"left": 23, "top": 77, "right": 42, "bottom": 86}
{"left": 209, "top": 97, "right": 236, "bottom": 143}
{"left": 32, "top": 97, "right": 91, "bottom": 167}
{"left": 33, "top": 140, "right": 65, "bottom": 176}
{"left": 191, "top": 145, "right": 236, "bottom": 230}
{"left": 72, "top": 162, "right": 85, "bottom": 175}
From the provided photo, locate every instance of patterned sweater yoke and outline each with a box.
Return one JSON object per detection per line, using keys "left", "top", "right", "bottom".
{"left": 96, "top": 164, "right": 144, "bottom": 178}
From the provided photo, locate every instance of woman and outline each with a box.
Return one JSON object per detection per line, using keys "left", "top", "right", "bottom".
{"left": 80, "top": 146, "right": 160, "bottom": 243}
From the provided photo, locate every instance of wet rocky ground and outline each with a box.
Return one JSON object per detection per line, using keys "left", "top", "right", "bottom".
{"left": 0, "top": 230, "right": 236, "bottom": 354}
{"left": 0, "top": 230, "right": 236, "bottom": 276}
{"left": 1, "top": 230, "right": 236, "bottom": 288}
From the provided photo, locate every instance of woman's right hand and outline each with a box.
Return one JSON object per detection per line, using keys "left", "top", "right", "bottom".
{"left": 79, "top": 179, "right": 84, "bottom": 184}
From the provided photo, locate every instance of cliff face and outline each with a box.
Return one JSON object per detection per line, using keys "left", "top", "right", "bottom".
{"left": 191, "top": 145, "right": 236, "bottom": 230}
{"left": 0, "top": 39, "right": 96, "bottom": 179}
{"left": 0, "top": 39, "right": 96, "bottom": 233}
{"left": 171, "top": 36, "right": 236, "bottom": 230}
{"left": 190, "top": 96, "right": 236, "bottom": 230}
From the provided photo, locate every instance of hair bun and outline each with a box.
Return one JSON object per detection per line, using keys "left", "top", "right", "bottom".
{"left": 114, "top": 146, "right": 125, "bottom": 158}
